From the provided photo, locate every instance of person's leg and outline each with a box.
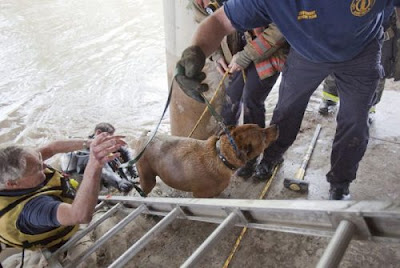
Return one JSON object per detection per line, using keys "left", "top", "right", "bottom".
{"left": 322, "top": 75, "right": 339, "bottom": 97}
{"left": 319, "top": 75, "right": 339, "bottom": 115}
{"left": 368, "top": 78, "right": 385, "bottom": 124}
{"left": 236, "top": 64, "right": 279, "bottom": 179}
{"left": 369, "top": 25, "right": 394, "bottom": 123}
{"left": 373, "top": 78, "right": 385, "bottom": 106}
{"left": 255, "top": 49, "right": 330, "bottom": 180}
{"left": 242, "top": 64, "right": 279, "bottom": 127}
{"left": 220, "top": 70, "right": 245, "bottom": 126}
{"left": 328, "top": 37, "right": 384, "bottom": 199}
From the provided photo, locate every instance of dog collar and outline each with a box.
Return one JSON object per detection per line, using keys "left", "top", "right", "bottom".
{"left": 216, "top": 139, "right": 238, "bottom": 171}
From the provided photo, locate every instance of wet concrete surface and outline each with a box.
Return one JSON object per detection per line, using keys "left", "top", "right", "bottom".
{"left": 98, "top": 79, "right": 400, "bottom": 268}
{"left": 221, "top": 79, "right": 400, "bottom": 268}
{"left": 263, "top": 79, "right": 400, "bottom": 202}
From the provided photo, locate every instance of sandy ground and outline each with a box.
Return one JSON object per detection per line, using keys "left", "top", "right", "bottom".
{"left": 86, "top": 79, "right": 400, "bottom": 268}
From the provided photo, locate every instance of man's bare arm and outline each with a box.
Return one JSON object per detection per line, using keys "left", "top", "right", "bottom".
{"left": 38, "top": 139, "right": 91, "bottom": 161}
{"left": 56, "top": 134, "right": 125, "bottom": 225}
{"left": 192, "top": 8, "right": 235, "bottom": 57}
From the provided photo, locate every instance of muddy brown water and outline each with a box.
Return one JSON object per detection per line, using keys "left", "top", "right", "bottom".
{"left": 0, "top": 0, "right": 169, "bottom": 152}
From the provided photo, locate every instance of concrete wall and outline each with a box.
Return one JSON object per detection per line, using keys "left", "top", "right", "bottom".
{"left": 163, "top": 0, "right": 198, "bottom": 78}
{"left": 163, "top": 0, "right": 224, "bottom": 139}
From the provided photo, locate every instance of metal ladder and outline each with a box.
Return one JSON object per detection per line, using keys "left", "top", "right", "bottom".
{"left": 45, "top": 196, "right": 400, "bottom": 268}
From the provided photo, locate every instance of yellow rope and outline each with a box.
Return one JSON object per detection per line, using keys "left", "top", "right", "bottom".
{"left": 188, "top": 71, "right": 230, "bottom": 138}
{"left": 222, "top": 164, "right": 281, "bottom": 268}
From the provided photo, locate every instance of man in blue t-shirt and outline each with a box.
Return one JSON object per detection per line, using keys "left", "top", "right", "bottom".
{"left": 175, "top": 0, "right": 400, "bottom": 200}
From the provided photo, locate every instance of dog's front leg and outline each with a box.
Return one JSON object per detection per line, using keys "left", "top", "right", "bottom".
{"left": 136, "top": 160, "right": 158, "bottom": 194}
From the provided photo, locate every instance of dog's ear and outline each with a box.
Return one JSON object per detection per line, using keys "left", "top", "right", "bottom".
{"left": 265, "top": 125, "right": 279, "bottom": 141}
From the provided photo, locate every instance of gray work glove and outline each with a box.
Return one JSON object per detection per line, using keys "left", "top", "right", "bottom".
{"left": 175, "top": 46, "right": 208, "bottom": 103}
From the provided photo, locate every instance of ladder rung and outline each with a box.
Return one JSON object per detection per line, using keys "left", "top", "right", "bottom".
{"left": 181, "top": 211, "right": 239, "bottom": 268}
{"left": 65, "top": 204, "right": 146, "bottom": 268}
{"left": 98, "top": 196, "right": 400, "bottom": 243}
{"left": 95, "top": 201, "right": 106, "bottom": 211}
{"left": 51, "top": 203, "right": 121, "bottom": 257}
{"left": 57, "top": 196, "right": 398, "bottom": 268}
{"left": 108, "top": 206, "right": 182, "bottom": 268}
{"left": 317, "top": 220, "right": 355, "bottom": 268}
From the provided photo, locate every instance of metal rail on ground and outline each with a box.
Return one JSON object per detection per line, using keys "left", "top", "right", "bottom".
{"left": 45, "top": 196, "right": 400, "bottom": 267}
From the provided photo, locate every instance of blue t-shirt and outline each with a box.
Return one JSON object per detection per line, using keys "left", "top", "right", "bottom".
{"left": 224, "top": 0, "right": 400, "bottom": 63}
{"left": 17, "top": 195, "right": 61, "bottom": 235}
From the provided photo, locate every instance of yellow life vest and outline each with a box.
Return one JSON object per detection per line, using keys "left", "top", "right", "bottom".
{"left": 0, "top": 167, "right": 79, "bottom": 250}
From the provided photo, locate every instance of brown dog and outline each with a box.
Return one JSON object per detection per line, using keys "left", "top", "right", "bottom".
{"left": 135, "top": 124, "right": 278, "bottom": 198}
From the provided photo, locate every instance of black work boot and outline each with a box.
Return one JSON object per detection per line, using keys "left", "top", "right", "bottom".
{"left": 236, "top": 158, "right": 257, "bottom": 179}
{"left": 253, "top": 157, "right": 284, "bottom": 181}
{"left": 329, "top": 184, "right": 351, "bottom": 200}
{"left": 318, "top": 99, "right": 337, "bottom": 115}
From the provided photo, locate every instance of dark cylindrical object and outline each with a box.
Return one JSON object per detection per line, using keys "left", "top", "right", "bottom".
{"left": 205, "top": 0, "right": 226, "bottom": 15}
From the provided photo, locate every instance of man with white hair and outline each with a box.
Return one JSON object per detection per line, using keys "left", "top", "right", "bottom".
{"left": 0, "top": 133, "right": 124, "bottom": 255}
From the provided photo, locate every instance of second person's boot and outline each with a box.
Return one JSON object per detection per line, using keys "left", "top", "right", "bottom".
{"left": 236, "top": 158, "right": 257, "bottom": 179}
{"left": 318, "top": 99, "right": 337, "bottom": 115}
{"left": 253, "top": 157, "right": 284, "bottom": 181}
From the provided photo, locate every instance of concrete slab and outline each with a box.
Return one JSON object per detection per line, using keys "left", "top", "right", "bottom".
{"left": 112, "top": 79, "right": 400, "bottom": 268}
{"left": 259, "top": 79, "right": 400, "bottom": 202}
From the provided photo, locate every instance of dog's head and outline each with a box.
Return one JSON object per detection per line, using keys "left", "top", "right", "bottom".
{"left": 225, "top": 124, "right": 279, "bottom": 163}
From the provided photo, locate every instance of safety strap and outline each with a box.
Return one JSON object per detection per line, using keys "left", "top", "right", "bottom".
{"left": 0, "top": 186, "right": 63, "bottom": 218}
{"left": 17, "top": 226, "right": 75, "bottom": 251}
{"left": 19, "top": 248, "right": 25, "bottom": 268}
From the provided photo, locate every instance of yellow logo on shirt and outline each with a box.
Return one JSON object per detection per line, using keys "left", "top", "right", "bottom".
{"left": 351, "top": 0, "right": 375, "bottom": 17}
{"left": 298, "top": 10, "right": 317, "bottom": 20}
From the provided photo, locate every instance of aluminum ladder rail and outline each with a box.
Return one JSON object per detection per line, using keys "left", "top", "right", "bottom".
{"left": 46, "top": 196, "right": 400, "bottom": 268}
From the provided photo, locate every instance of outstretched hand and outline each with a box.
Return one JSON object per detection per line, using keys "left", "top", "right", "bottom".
{"left": 89, "top": 132, "right": 126, "bottom": 168}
